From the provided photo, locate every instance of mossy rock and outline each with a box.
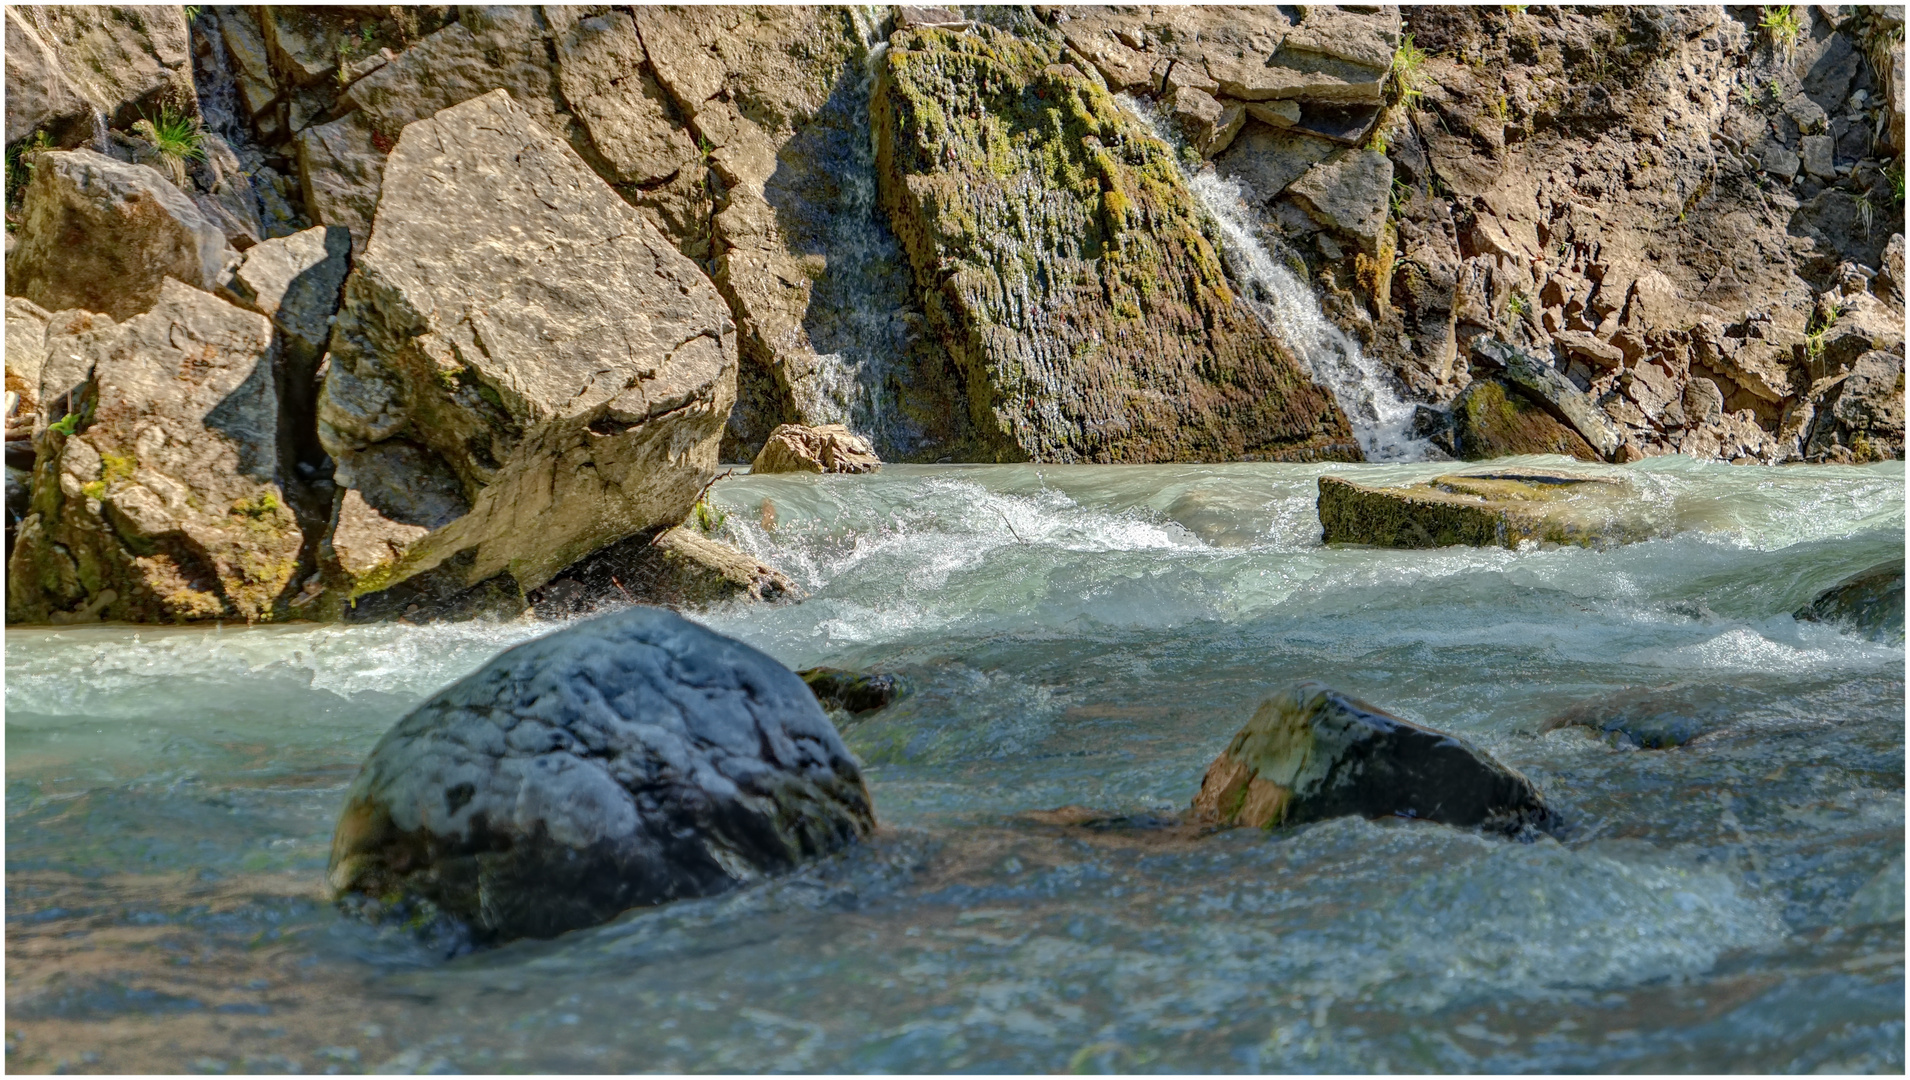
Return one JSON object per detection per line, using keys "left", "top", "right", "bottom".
{"left": 1318, "top": 468, "right": 1658, "bottom": 549}
{"left": 1452, "top": 377, "right": 1601, "bottom": 462}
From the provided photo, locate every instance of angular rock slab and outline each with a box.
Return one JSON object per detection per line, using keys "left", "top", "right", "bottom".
{"left": 1319, "top": 469, "right": 1659, "bottom": 550}
{"left": 1192, "top": 683, "right": 1550, "bottom": 834}
{"left": 6, "top": 149, "right": 232, "bottom": 321}
{"left": 1794, "top": 559, "right": 1905, "bottom": 643}
{"left": 751, "top": 424, "right": 882, "bottom": 475}
{"left": 6, "top": 279, "right": 300, "bottom": 624}
{"left": 1450, "top": 377, "right": 1602, "bottom": 462}
{"left": 527, "top": 526, "right": 800, "bottom": 620}
{"left": 327, "top": 606, "right": 876, "bottom": 943}
{"left": 5, "top": 5, "right": 195, "bottom": 144}
{"left": 316, "top": 90, "right": 735, "bottom": 615}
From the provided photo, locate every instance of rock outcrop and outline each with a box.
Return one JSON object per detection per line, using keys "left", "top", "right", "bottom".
{"left": 528, "top": 525, "right": 800, "bottom": 620}
{"left": 6, "top": 279, "right": 300, "bottom": 624}
{"left": 5, "top": 5, "right": 196, "bottom": 145}
{"left": 315, "top": 91, "right": 735, "bottom": 618}
{"left": 1318, "top": 469, "right": 1657, "bottom": 549}
{"left": 876, "top": 23, "right": 1360, "bottom": 463}
{"left": 1795, "top": 558, "right": 1905, "bottom": 643}
{"left": 6, "top": 149, "right": 233, "bottom": 320}
{"left": 327, "top": 606, "right": 876, "bottom": 943}
{"left": 751, "top": 423, "right": 882, "bottom": 475}
{"left": 1191, "top": 682, "right": 1551, "bottom": 834}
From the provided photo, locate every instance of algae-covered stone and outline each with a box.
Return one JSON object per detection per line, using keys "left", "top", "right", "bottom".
{"left": 327, "top": 606, "right": 875, "bottom": 943}
{"left": 752, "top": 424, "right": 881, "bottom": 475}
{"left": 5, "top": 280, "right": 300, "bottom": 624}
{"left": 1450, "top": 377, "right": 1602, "bottom": 462}
{"left": 875, "top": 24, "right": 1358, "bottom": 464}
{"left": 1794, "top": 559, "right": 1905, "bottom": 643}
{"left": 1318, "top": 469, "right": 1656, "bottom": 549}
{"left": 799, "top": 667, "right": 904, "bottom": 715}
{"left": 1191, "top": 683, "right": 1550, "bottom": 834}
{"left": 1470, "top": 338, "right": 1623, "bottom": 460}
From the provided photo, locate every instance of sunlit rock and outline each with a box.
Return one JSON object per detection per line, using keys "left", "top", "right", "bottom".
{"left": 327, "top": 606, "right": 875, "bottom": 943}
{"left": 752, "top": 423, "right": 882, "bottom": 475}
{"left": 1318, "top": 469, "right": 1658, "bottom": 550}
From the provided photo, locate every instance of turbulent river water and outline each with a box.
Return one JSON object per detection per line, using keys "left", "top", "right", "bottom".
{"left": 6, "top": 458, "right": 1903, "bottom": 1073}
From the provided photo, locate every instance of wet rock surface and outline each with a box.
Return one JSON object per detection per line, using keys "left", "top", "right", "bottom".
{"left": 1543, "top": 684, "right": 1771, "bottom": 749}
{"left": 1794, "top": 558, "right": 1906, "bottom": 643}
{"left": 751, "top": 424, "right": 882, "bottom": 475}
{"left": 799, "top": 668, "right": 905, "bottom": 715}
{"left": 1318, "top": 469, "right": 1654, "bottom": 550}
{"left": 326, "top": 606, "right": 876, "bottom": 944}
{"left": 528, "top": 526, "right": 799, "bottom": 620}
{"left": 1192, "top": 683, "right": 1551, "bottom": 834}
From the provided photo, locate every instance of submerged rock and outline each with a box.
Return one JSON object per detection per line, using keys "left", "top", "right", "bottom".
{"left": 1318, "top": 469, "right": 1655, "bottom": 550}
{"left": 1794, "top": 559, "right": 1905, "bottom": 643}
{"left": 1543, "top": 684, "right": 1768, "bottom": 749}
{"left": 327, "top": 606, "right": 875, "bottom": 943}
{"left": 1191, "top": 683, "right": 1551, "bottom": 834}
{"left": 751, "top": 424, "right": 882, "bottom": 475}
{"left": 316, "top": 90, "right": 734, "bottom": 619}
{"left": 799, "top": 668, "right": 904, "bottom": 715}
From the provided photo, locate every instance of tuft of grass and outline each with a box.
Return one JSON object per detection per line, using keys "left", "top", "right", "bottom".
{"left": 6, "top": 129, "right": 54, "bottom": 206}
{"left": 1504, "top": 290, "right": 1531, "bottom": 326}
{"left": 691, "top": 499, "right": 728, "bottom": 534}
{"left": 1390, "top": 34, "right": 1429, "bottom": 107}
{"left": 1368, "top": 127, "right": 1388, "bottom": 155}
{"left": 1758, "top": 6, "right": 1804, "bottom": 59}
{"left": 132, "top": 107, "right": 205, "bottom": 187}
{"left": 182, "top": 5, "right": 201, "bottom": 22}
{"left": 48, "top": 412, "right": 80, "bottom": 437}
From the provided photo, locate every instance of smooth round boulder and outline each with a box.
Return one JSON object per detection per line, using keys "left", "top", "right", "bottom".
{"left": 1794, "top": 559, "right": 1905, "bottom": 643}
{"left": 326, "top": 606, "right": 875, "bottom": 943}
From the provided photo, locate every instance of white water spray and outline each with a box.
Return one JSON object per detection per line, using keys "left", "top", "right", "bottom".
{"left": 1117, "top": 95, "right": 1431, "bottom": 461}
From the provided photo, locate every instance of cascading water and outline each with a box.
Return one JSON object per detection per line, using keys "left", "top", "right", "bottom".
{"left": 1118, "top": 95, "right": 1432, "bottom": 462}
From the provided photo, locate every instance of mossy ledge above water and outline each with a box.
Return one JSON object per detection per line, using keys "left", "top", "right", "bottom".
{"left": 873, "top": 23, "right": 1360, "bottom": 464}
{"left": 1318, "top": 468, "right": 1661, "bottom": 550}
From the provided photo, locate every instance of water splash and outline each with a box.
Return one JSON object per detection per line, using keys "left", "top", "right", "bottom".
{"left": 1116, "top": 94, "right": 1431, "bottom": 461}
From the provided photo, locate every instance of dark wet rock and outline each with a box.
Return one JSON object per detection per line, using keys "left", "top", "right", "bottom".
{"left": 799, "top": 668, "right": 905, "bottom": 715}
{"left": 327, "top": 606, "right": 876, "bottom": 943}
{"left": 752, "top": 424, "right": 882, "bottom": 475}
{"left": 1542, "top": 685, "right": 1767, "bottom": 749}
{"left": 1191, "top": 683, "right": 1551, "bottom": 835}
{"left": 1469, "top": 338, "right": 1622, "bottom": 460}
{"left": 1450, "top": 377, "right": 1603, "bottom": 462}
{"left": 1794, "top": 559, "right": 1905, "bottom": 643}
{"left": 527, "top": 526, "right": 799, "bottom": 620}
{"left": 1318, "top": 469, "right": 1656, "bottom": 550}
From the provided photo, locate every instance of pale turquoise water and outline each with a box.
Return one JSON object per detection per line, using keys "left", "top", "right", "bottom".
{"left": 6, "top": 457, "right": 1903, "bottom": 1073}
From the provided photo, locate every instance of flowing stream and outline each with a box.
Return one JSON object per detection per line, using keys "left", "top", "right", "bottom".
{"left": 6, "top": 458, "right": 1903, "bottom": 1073}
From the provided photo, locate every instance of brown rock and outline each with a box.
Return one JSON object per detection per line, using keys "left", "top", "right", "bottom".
{"left": 751, "top": 424, "right": 882, "bottom": 474}
{"left": 5, "top": 5, "right": 195, "bottom": 141}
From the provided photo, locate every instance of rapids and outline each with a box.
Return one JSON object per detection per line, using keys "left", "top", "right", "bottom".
{"left": 6, "top": 458, "right": 1903, "bottom": 1072}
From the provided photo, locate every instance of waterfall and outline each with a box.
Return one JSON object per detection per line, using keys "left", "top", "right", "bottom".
{"left": 1116, "top": 95, "right": 1431, "bottom": 462}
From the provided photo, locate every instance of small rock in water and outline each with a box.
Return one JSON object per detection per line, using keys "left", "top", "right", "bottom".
{"left": 1542, "top": 684, "right": 1765, "bottom": 749}
{"left": 326, "top": 607, "right": 875, "bottom": 943}
{"left": 1794, "top": 559, "right": 1905, "bottom": 643}
{"left": 752, "top": 424, "right": 882, "bottom": 475}
{"left": 798, "top": 667, "right": 905, "bottom": 714}
{"left": 1191, "top": 683, "right": 1551, "bottom": 835}
{"left": 1318, "top": 469, "right": 1656, "bottom": 549}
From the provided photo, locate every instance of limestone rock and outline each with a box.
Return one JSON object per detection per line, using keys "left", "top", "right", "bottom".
{"left": 751, "top": 424, "right": 881, "bottom": 475}
{"left": 553, "top": 11, "right": 701, "bottom": 188}
{"left": 1166, "top": 86, "right": 1245, "bottom": 158}
{"left": 876, "top": 24, "right": 1359, "bottom": 463}
{"left": 1807, "top": 349, "right": 1905, "bottom": 462}
{"left": 1450, "top": 378, "right": 1601, "bottom": 462}
{"left": 1471, "top": 338, "right": 1622, "bottom": 459}
{"left": 1318, "top": 469, "right": 1657, "bottom": 549}
{"left": 5, "top": 279, "right": 300, "bottom": 624}
{"left": 326, "top": 606, "right": 875, "bottom": 943}
{"left": 1794, "top": 559, "right": 1905, "bottom": 643}
{"left": 6, "top": 150, "right": 232, "bottom": 321}
{"left": 4, "top": 299, "right": 53, "bottom": 418}
{"left": 1191, "top": 683, "right": 1550, "bottom": 834}
{"left": 316, "top": 91, "right": 735, "bottom": 615}
{"left": 527, "top": 524, "right": 800, "bottom": 619}
{"left": 4, "top": 5, "right": 195, "bottom": 143}
{"left": 1215, "top": 122, "right": 1339, "bottom": 200}
{"left": 1284, "top": 148, "right": 1391, "bottom": 254}
{"left": 340, "top": 7, "right": 565, "bottom": 136}
{"left": 294, "top": 112, "right": 387, "bottom": 253}
{"left": 799, "top": 668, "right": 905, "bottom": 715}
{"left": 1799, "top": 133, "right": 1835, "bottom": 180}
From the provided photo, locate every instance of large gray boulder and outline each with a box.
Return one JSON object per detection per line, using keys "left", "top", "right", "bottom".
{"left": 316, "top": 90, "right": 735, "bottom": 617}
{"left": 1284, "top": 148, "right": 1392, "bottom": 255}
{"left": 4, "top": 5, "right": 195, "bottom": 145}
{"left": 5, "top": 149, "right": 233, "bottom": 320}
{"left": 326, "top": 606, "right": 875, "bottom": 942}
{"left": 5, "top": 279, "right": 300, "bottom": 624}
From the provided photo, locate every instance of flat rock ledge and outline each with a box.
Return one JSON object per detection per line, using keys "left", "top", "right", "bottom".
{"left": 327, "top": 607, "right": 874, "bottom": 943}
{"left": 1318, "top": 469, "right": 1658, "bottom": 550}
{"left": 751, "top": 424, "right": 882, "bottom": 475}
{"left": 1192, "top": 683, "right": 1552, "bottom": 835}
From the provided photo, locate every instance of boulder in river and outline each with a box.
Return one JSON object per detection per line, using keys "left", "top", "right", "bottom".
{"left": 799, "top": 668, "right": 905, "bottom": 715}
{"left": 1318, "top": 469, "right": 1656, "bottom": 550}
{"left": 1543, "top": 684, "right": 1770, "bottom": 749}
{"left": 527, "top": 525, "right": 800, "bottom": 620}
{"left": 327, "top": 606, "right": 875, "bottom": 943}
{"left": 315, "top": 90, "right": 735, "bottom": 619}
{"left": 752, "top": 424, "right": 882, "bottom": 475}
{"left": 1794, "top": 559, "right": 1905, "bottom": 643}
{"left": 1191, "top": 683, "right": 1551, "bottom": 834}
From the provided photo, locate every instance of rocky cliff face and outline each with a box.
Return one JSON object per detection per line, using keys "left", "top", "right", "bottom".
{"left": 4, "top": 5, "right": 1902, "bottom": 624}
